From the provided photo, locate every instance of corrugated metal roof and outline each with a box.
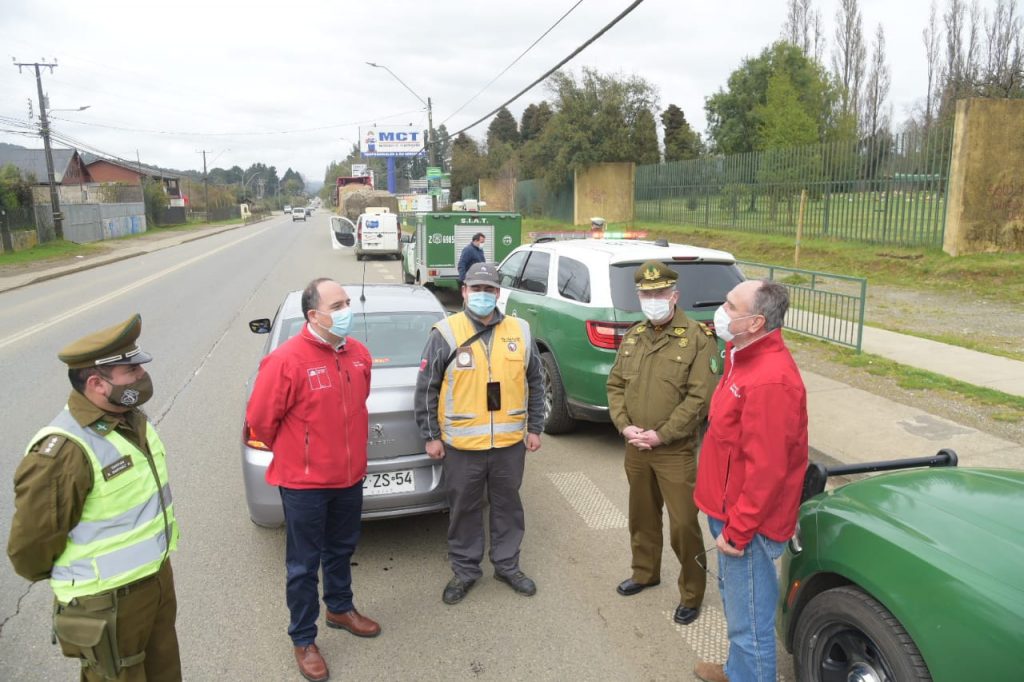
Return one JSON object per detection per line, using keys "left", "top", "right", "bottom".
{"left": 0, "top": 146, "right": 77, "bottom": 182}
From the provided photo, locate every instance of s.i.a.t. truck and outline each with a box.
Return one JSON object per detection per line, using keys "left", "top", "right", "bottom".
{"left": 402, "top": 210, "right": 521, "bottom": 289}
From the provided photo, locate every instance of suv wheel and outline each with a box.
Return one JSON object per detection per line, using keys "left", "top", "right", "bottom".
{"left": 794, "top": 586, "right": 931, "bottom": 682}
{"left": 540, "top": 351, "right": 576, "bottom": 435}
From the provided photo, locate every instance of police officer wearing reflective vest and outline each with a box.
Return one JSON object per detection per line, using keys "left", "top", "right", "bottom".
{"left": 8, "top": 315, "right": 181, "bottom": 681}
{"left": 414, "top": 262, "right": 546, "bottom": 605}
{"left": 606, "top": 261, "right": 718, "bottom": 626}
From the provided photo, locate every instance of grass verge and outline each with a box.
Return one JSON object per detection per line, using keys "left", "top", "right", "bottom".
{"left": 0, "top": 239, "right": 102, "bottom": 266}
{"left": 521, "top": 217, "right": 1023, "bottom": 305}
{"left": 790, "top": 334, "right": 1024, "bottom": 421}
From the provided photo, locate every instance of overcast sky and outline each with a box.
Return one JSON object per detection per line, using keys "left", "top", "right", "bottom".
{"left": 0, "top": 0, "right": 980, "bottom": 183}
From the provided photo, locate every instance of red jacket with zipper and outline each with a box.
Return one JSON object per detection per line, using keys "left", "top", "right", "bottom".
{"left": 246, "top": 325, "right": 371, "bottom": 489}
{"left": 694, "top": 329, "right": 808, "bottom": 550}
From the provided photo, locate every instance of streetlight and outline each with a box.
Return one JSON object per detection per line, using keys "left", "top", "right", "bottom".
{"left": 241, "top": 171, "right": 261, "bottom": 201}
{"left": 50, "top": 105, "right": 90, "bottom": 113}
{"left": 365, "top": 62, "right": 435, "bottom": 166}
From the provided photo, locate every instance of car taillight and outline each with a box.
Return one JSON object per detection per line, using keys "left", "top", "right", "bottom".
{"left": 244, "top": 422, "right": 271, "bottom": 451}
{"left": 586, "top": 320, "right": 633, "bottom": 349}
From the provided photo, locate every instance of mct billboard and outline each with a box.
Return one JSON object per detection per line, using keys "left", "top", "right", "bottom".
{"left": 360, "top": 126, "right": 425, "bottom": 157}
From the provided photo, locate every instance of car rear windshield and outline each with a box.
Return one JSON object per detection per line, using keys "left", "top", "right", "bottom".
{"left": 279, "top": 312, "right": 443, "bottom": 367}
{"left": 609, "top": 262, "right": 745, "bottom": 312}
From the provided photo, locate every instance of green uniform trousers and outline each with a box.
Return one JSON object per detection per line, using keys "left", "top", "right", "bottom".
{"left": 54, "top": 559, "right": 181, "bottom": 682}
{"left": 624, "top": 445, "right": 705, "bottom": 609}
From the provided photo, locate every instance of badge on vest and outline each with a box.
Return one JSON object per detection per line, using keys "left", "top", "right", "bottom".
{"left": 102, "top": 455, "right": 134, "bottom": 481}
{"left": 455, "top": 346, "right": 475, "bottom": 369}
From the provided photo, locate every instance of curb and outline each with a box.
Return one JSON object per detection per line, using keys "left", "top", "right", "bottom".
{"left": 0, "top": 220, "right": 257, "bottom": 295}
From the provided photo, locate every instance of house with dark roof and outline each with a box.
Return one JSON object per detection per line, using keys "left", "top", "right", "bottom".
{"left": 79, "top": 153, "right": 183, "bottom": 206}
{"left": 0, "top": 145, "right": 89, "bottom": 187}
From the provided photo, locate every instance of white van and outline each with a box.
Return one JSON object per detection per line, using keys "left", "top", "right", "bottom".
{"left": 355, "top": 209, "right": 401, "bottom": 260}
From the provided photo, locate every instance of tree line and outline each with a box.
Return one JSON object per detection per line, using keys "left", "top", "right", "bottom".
{"left": 446, "top": 0, "right": 1021, "bottom": 197}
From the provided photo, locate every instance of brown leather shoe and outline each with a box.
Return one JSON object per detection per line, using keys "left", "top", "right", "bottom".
{"left": 693, "top": 660, "right": 729, "bottom": 682}
{"left": 325, "top": 609, "right": 381, "bottom": 638}
{"left": 293, "top": 643, "right": 329, "bottom": 682}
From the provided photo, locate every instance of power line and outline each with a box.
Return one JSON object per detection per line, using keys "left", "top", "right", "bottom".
{"left": 46, "top": 108, "right": 426, "bottom": 137}
{"left": 449, "top": 0, "right": 647, "bottom": 139}
{"left": 440, "top": 0, "right": 586, "bottom": 125}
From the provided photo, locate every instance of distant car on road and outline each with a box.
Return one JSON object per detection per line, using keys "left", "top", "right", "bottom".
{"left": 304, "top": 206, "right": 313, "bottom": 216}
{"left": 283, "top": 204, "right": 292, "bottom": 215}
{"left": 291, "top": 208, "right": 306, "bottom": 222}
{"left": 779, "top": 450, "right": 1024, "bottom": 682}
{"left": 242, "top": 284, "right": 448, "bottom": 526}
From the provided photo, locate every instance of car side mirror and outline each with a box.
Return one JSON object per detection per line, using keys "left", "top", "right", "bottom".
{"left": 249, "top": 318, "right": 272, "bottom": 334}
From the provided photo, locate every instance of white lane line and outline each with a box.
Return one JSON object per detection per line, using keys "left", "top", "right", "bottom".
{"left": 0, "top": 223, "right": 275, "bottom": 351}
{"left": 381, "top": 274, "right": 397, "bottom": 281}
{"left": 546, "top": 471, "right": 627, "bottom": 530}
{"left": 667, "top": 606, "right": 788, "bottom": 681}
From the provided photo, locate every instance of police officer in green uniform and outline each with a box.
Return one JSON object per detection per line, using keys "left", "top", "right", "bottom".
{"left": 7, "top": 314, "right": 181, "bottom": 681}
{"left": 607, "top": 261, "right": 718, "bottom": 626}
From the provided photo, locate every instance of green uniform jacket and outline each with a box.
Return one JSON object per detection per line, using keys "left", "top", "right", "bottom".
{"left": 607, "top": 309, "right": 718, "bottom": 451}
{"left": 7, "top": 390, "right": 152, "bottom": 582}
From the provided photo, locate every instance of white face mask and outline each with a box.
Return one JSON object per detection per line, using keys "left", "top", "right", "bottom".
{"left": 714, "top": 305, "right": 758, "bottom": 343}
{"left": 640, "top": 298, "right": 672, "bottom": 322}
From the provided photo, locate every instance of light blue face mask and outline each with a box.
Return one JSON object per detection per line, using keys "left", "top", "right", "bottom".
{"left": 467, "top": 291, "right": 497, "bottom": 317}
{"left": 320, "top": 307, "right": 352, "bottom": 339}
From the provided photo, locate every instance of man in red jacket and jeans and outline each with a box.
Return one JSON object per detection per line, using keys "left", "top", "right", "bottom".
{"left": 246, "top": 278, "right": 380, "bottom": 682}
{"left": 693, "top": 279, "right": 808, "bottom": 682}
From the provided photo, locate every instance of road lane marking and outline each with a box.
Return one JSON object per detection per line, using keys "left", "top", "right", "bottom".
{"left": 0, "top": 223, "right": 275, "bottom": 351}
{"left": 546, "top": 472, "right": 627, "bottom": 529}
{"left": 667, "top": 606, "right": 788, "bottom": 681}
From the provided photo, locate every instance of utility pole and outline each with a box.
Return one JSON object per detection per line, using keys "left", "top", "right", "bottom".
{"left": 198, "top": 150, "right": 209, "bottom": 218}
{"left": 15, "top": 59, "right": 63, "bottom": 240}
{"left": 427, "top": 97, "right": 436, "bottom": 167}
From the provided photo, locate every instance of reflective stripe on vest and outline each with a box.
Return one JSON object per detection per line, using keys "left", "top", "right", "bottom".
{"left": 30, "top": 409, "right": 179, "bottom": 602}
{"left": 434, "top": 313, "right": 531, "bottom": 450}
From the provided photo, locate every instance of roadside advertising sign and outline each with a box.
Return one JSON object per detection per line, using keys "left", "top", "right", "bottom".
{"left": 351, "top": 163, "right": 369, "bottom": 177}
{"left": 360, "top": 126, "right": 425, "bottom": 157}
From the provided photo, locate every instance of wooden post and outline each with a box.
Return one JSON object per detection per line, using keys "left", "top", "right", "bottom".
{"left": 795, "top": 189, "right": 807, "bottom": 266}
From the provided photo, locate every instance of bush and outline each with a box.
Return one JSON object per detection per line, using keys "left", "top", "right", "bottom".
{"left": 719, "top": 183, "right": 752, "bottom": 211}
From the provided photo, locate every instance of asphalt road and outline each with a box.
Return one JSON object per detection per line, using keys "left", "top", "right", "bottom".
{"left": 0, "top": 212, "right": 792, "bottom": 680}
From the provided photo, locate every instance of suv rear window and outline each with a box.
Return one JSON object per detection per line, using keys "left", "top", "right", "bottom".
{"left": 609, "top": 262, "right": 744, "bottom": 312}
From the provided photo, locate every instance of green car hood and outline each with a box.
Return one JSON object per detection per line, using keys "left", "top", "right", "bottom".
{"left": 818, "top": 468, "right": 1024, "bottom": 592}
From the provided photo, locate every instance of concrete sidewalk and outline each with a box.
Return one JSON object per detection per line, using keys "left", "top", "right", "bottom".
{"left": 861, "top": 326, "right": 1024, "bottom": 398}
{"left": 1, "top": 223, "right": 1020, "bottom": 470}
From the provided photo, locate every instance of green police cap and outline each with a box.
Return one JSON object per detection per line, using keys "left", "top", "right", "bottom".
{"left": 58, "top": 314, "right": 153, "bottom": 369}
{"left": 634, "top": 260, "right": 678, "bottom": 291}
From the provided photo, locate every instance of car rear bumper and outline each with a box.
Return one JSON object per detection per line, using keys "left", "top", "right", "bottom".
{"left": 567, "top": 398, "right": 610, "bottom": 423}
{"left": 241, "top": 446, "right": 447, "bottom": 527}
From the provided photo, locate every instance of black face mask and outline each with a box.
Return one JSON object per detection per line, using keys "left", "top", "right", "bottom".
{"left": 103, "top": 373, "right": 154, "bottom": 407}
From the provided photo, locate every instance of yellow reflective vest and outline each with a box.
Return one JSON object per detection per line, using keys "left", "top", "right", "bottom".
{"left": 27, "top": 409, "right": 178, "bottom": 603}
{"left": 434, "top": 312, "right": 531, "bottom": 451}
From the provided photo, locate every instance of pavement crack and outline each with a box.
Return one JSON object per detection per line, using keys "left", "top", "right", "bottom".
{"left": 0, "top": 581, "right": 36, "bottom": 639}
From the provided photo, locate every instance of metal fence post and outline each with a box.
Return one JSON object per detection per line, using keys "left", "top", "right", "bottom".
{"left": 0, "top": 209, "right": 13, "bottom": 253}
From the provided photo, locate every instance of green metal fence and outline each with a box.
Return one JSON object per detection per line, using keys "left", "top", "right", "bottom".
{"left": 515, "top": 177, "right": 574, "bottom": 223}
{"left": 637, "top": 126, "right": 954, "bottom": 247}
{"left": 738, "top": 261, "right": 867, "bottom": 352}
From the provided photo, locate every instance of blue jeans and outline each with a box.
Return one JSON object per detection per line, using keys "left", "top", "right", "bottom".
{"left": 706, "top": 516, "right": 785, "bottom": 682}
{"left": 280, "top": 484, "right": 363, "bottom": 646}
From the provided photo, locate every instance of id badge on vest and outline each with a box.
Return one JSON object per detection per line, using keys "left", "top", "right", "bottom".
{"left": 455, "top": 346, "right": 475, "bottom": 370}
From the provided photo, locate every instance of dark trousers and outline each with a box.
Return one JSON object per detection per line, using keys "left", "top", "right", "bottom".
{"left": 280, "top": 484, "right": 363, "bottom": 646}
{"left": 624, "top": 446, "right": 706, "bottom": 608}
{"left": 443, "top": 441, "right": 526, "bottom": 581}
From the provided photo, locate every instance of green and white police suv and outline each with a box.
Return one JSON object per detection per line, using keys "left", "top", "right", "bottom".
{"left": 402, "top": 210, "right": 522, "bottom": 289}
{"left": 496, "top": 237, "right": 743, "bottom": 434}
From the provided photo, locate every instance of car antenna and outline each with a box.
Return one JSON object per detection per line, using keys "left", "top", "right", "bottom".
{"left": 360, "top": 257, "right": 367, "bottom": 303}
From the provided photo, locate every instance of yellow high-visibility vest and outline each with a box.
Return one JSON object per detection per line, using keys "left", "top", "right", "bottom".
{"left": 27, "top": 409, "right": 178, "bottom": 603}
{"left": 435, "top": 312, "right": 531, "bottom": 450}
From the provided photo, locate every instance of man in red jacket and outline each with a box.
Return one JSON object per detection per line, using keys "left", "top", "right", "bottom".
{"left": 246, "top": 278, "right": 379, "bottom": 682}
{"left": 692, "top": 279, "right": 808, "bottom": 682}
